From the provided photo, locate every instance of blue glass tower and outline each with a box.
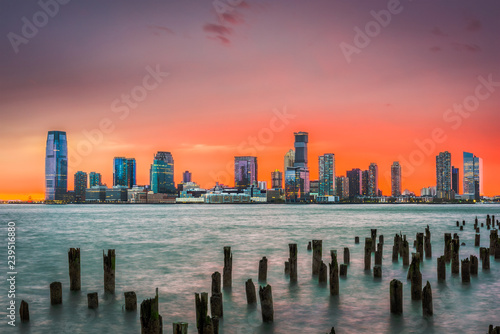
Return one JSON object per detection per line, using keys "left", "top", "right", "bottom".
{"left": 113, "top": 157, "right": 136, "bottom": 188}
{"left": 45, "top": 131, "right": 68, "bottom": 201}
{"left": 150, "top": 152, "right": 175, "bottom": 194}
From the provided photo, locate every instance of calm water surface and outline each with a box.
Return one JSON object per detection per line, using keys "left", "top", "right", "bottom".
{"left": 1, "top": 204, "right": 499, "bottom": 334}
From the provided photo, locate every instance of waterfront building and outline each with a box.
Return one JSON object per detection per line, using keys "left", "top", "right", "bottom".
{"left": 436, "top": 151, "right": 452, "bottom": 199}
{"left": 89, "top": 172, "right": 102, "bottom": 187}
{"left": 150, "top": 151, "right": 175, "bottom": 194}
{"left": 368, "top": 163, "right": 379, "bottom": 197}
{"left": 113, "top": 157, "right": 136, "bottom": 188}
{"left": 346, "top": 168, "right": 362, "bottom": 198}
{"left": 234, "top": 156, "right": 258, "bottom": 189}
{"left": 452, "top": 167, "right": 460, "bottom": 195}
{"left": 74, "top": 171, "right": 87, "bottom": 202}
{"left": 318, "top": 153, "right": 335, "bottom": 196}
{"left": 391, "top": 161, "right": 402, "bottom": 197}
{"left": 271, "top": 169, "right": 283, "bottom": 189}
{"left": 284, "top": 149, "right": 295, "bottom": 174}
{"left": 463, "top": 152, "right": 483, "bottom": 199}
{"left": 45, "top": 130, "right": 68, "bottom": 201}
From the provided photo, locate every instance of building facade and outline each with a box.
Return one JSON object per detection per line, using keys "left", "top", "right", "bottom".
{"left": 182, "top": 170, "right": 192, "bottom": 183}
{"left": 284, "top": 149, "right": 295, "bottom": 174}
{"left": 89, "top": 172, "right": 102, "bottom": 187}
{"left": 271, "top": 169, "right": 283, "bottom": 189}
{"left": 113, "top": 157, "right": 136, "bottom": 188}
{"left": 391, "top": 161, "right": 402, "bottom": 197}
{"left": 45, "top": 130, "right": 68, "bottom": 201}
{"left": 463, "top": 152, "right": 483, "bottom": 199}
{"left": 318, "top": 153, "right": 335, "bottom": 196}
{"left": 436, "top": 151, "right": 452, "bottom": 199}
{"left": 452, "top": 166, "right": 459, "bottom": 195}
{"left": 150, "top": 151, "right": 175, "bottom": 194}
{"left": 285, "top": 132, "right": 310, "bottom": 202}
{"left": 74, "top": 171, "right": 87, "bottom": 202}
{"left": 368, "top": 163, "right": 379, "bottom": 197}
{"left": 346, "top": 168, "right": 362, "bottom": 198}
{"left": 234, "top": 156, "right": 258, "bottom": 189}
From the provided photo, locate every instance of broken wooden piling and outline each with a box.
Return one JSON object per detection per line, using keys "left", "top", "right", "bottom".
{"left": 355, "top": 236, "right": 360, "bottom": 244}
{"left": 364, "top": 238, "right": 372, "bottom": 270}
{"left": 319, "top": 261, "right": 328, "bottom": 284}
{"left": 375, "top": 242, "right": 383, "bottom": 266}
{"left": 173, "top": 323, "right": 188, "bottom": 334}
{"left": 416, "top": 233, "right": 424, "bottom": 261}
{"left": 140, "top": 289, "right": 162, "bottom": 334}
{"left": 480, "top": 247, "right": 490, "bottom": 270}
{"left": 103, "top": 249, "right": 115, "bottom": 294}
{"left": 424, "top": 226, "right": 432, "bottom": 259}
{"left": 329, "top": 251, "right": 339, "bottom": 295}
{"left": 490, "top": 230, "right": 499, "bottom": 256}
{"left": 451, "top": 238, "right": 460, "bottom": 275}
{"left": 19, "top": 300, "right": 29, "bottom": 323}
{"left": 470, "top": 255, "right": 478, "bottom": 275}
{"left": 124, "top": 291, "right": 137, "bottom": 311}
{"left": 402, "top": 239, "right": 409, "bottom": 266}
{"left": 245, "top": 279, "right": 257, "bottom": 304}
{"left": 461, "top": 258, "right": 470, "bottom": 283}
{"left": 339, "top": 264, "right": 348, "bottom": 277}
{"left": 437, "top": 256, "right": 445, "bottom": 281}
{"left": 68, "top": 248, "right": 81, "bottom": 291}
{"left": 390, "top": 279, "right": 403, "bottom": 315}
{"left": 223, "top": 247, "right": 232, "bottom": 289}
{"left": 422, "top": 281, "right": 433, "bottom": 316}
{"left": 373, "top": 265, "right": 382, "bottom": 278}
{"left": 195, "top": 292, "right": 212, "bottom": 334}
{"left": 371, "top": 229, "right": 377, "bottom": 252}
{"left": 87, "top": 292, "right": 98, "bottom": 309}
{"left": 259, "top": 285, "right": 274, "bottom": 323}
{"left": 50, "top": 282, "right": 62, "bottom": 305}
{"left": 409, "top": 254, "right": 422, "bottom": 300}
{"left": 444, "top": 233, "right": 452, "bottom": 262}
{"left": 312, "top": 240, "right": 323, "bottom": 275}
{"left": 475, "top": 234, "right": 481, "bottom": 247}
{"left": 344, "top": 247, "right": 350, "bottom": 264}
{"left": 289, "top": 243, "right": 298, "bottom": 283}
{"left": 258, "top": 257, "right": 268, "bottom": 282}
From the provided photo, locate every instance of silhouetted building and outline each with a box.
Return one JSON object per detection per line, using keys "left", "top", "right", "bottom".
{"left": 45, "top": 131, "right": 68, "bottom": 201}
{"left": 452, "top": 166, "right": 459, "bottom": 195}
{"left": 391, "top": 161, "right": 402, "bottom": 197}
{"left": 89, "top": 172, "right": 102, "bottom": 187}
{"left": 74, "top": 171, "right": 87, "bottom": 202}
{"left": 234, "top": 156, "right": 258, "bottom": 189}
{"left": 346, "top": 169, "right": 362, "bottom": 198}
{"left": 150, "top": 151, "right": 175, "bottom": 194}
{"left": 361, "top": 170, "right": 369, "bottom": 196}
{"left": 368, "top": 163, "right": 379, "bottom": 197}
{"left": 182, "top": 170, "right": 191, "bottom": 183}
{"left": 436, "top": 151, "right": 452, "bottom": 199}
{"left": 271, "top": 169, "right": 283, "bottom": 189}
{"left": 113, "top": 157, "right": 136, "bottom": 188}
{"left": 318, "top": 153, "right": 335, "bottom": 196}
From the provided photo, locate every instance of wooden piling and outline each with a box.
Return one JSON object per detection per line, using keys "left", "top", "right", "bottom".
{"left": 355, "top": 236, "right": 360, "bottom": 244}
{"left": 103, "top": 249, "right": 115, "bottom": 294}
{"left": 140, "top": 289, "right": 162, "bottom": 334}
{"left": 379, "top": 235, "right": 384, "bottom": 244}
{"left": 402, "top": 239, "right": 409, "bottom": 266}
{"left": 444, "top": 233, "right": 452, "bottom": 262}
{"left": 124, "top": 291, "right": 137, "bottom": 311}
{"left": 409, "top": 254, "right": 422, "bottom": 300}
{"left": 490, "top": 230, "right": 499, "bottom": 256}
{"left": 437, "top": 256, "right": 445, "bottom": 281}
{"left": 344, "top": 247, "right": 350, "bottom": 264}
{"left": 211, "top": 272, "right": 221, "bottom": 295}
{"left": 424, "top": 226, "right": 432, "bottom": 259}
{"left": 50, "top": 282, "right": 62, "bottom": 305}
{"left": 312, "top": 240, "right": 323, "bottom": 275}
{"left": 19, "top": 300, "right": 29, "bottom": 323}
{"left": 392, "top": 245, "right": 399, "bottom": 262}
{"left": 416, "top": 233, "right": 424, "bottom": 261}
{"left": 245, "top": 279, "right": 257, "bottom": 304}
{"left": 173, "top": 323, "right": 188, "bottom": 334}
{"left": 259, "top": 285, "right": 274, "bottom": 323}
{"left": 210, "top": 292, "right": 223, "bottom": 319}
{"left": 364, "top": 238, "right": 372, "bottom": 271}
{"left": 373, "top": 265, "right": 382, "bottom": 278}
{"left": 451, "top": 239, "right": 460, "bottom": 274}
{"left": 375, "top": 243, "right": 383, "bottom": 266}
{"left": 284, "top": 261, "right": 290, "bottom": 275}
{"left": 480, "top": 247, "right": 490, "bottom": 270}
{"left": 289, "top": 243, "right": 298, "bottom": 282}
{"left": 339, "top": 264, "right": 348, "bottom": 277}
{"left": 258, "top": 257, "right": 268, "bottom": 282}
{"left": 461, "top": 258, "right": 470, "bottom": 283}
{"left": 371, "top": 229, "right": 377, "bottom": 252}
{"left": 68, "top": 248, "right": 81, "bottom": 291}
{"left": 212, "top": 317, "right": 219, "bottom": 334}
{"left": 87, "top": 292, "right": 98, "bottom": 309}
{"left": 195, "top": 292, "right": 210, "bottom": 334}
{"left": 390, "top": 279, "right": 403, "bottom": 315}
{"left": 307, "top": 241, "right": 312, "bottom": 251}
{"left": 319, "top": 261, "right": 328, "bottom": 284}
{"left": 470, "top": 255, "right": 478, "bottom": 275}
{"left": 329, "top": 252, "right": 339, "bottom": 295}
{"left": 422, "top": 281, "right": 433, "bottom": 316}
{"left": 223, "top": 247, "right": 232, "bottom": 289}
{"left": 475, "top": 234, "right": 480, "bottom": 247}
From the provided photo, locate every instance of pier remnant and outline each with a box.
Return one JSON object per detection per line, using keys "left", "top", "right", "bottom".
{"left": 245, "top": 279, "right": 257, "bottom": 304}
{"left": 124, "top": 291, "right": 137, "bottom": 311}
{"left": 422, "top": 281, "right": 433, "bottom": 316}
{"left": 451, "top": 238, "right": 460, "bottom": 274}
{"left": 223, "top": 247, "right": 232, "bottom": 289}
{"left": 103, "top": 249, "right": 115, "bottom": 294}
{"left": 390, "top": 279, "right": 403, "bottom": 314}
{"left": 195, "top": 292, "right": 213, "bottom": 334}
{"left": 373, "top": 265, "right": 382, "bottom": 278}
{"left": 258, "top": 257, "right": 268, "bottom": 282}
{"left": 259, "top": 285, "right": 274, "bottom": 323}
{"left": 437, "top": 256, "right": 446, "bottom": 281}
{"left": 375, "top": 243, "right": 383, "bottom": 266}
{"left": 289, "top": 243, "right": 298, "bottom": 282}
{"left": 87, "top": 292, "right": 98, "bottom": 309}
{"left": 371, "top": 229, "right": 377, "bottom": 252}
{"left": 444, "top": 233, "right": 452, "bottom": 262}
{"left": 50, "top": 282, "right": 62, "bottom": 305}
{"left": 212, "top": 272, "right": 221, "bottom": 295}
{"left": 307, "top": 241, "right": 312, "bottom": 251}
{"left": 330, "top": 251, "right": 339, "bottom": 295}
{"left": 19, "top": 300, "right": 29, "bottom": 323}
{"left": 461, "top": 258, "right": 470, "bottom": 283}
{"left": 173, "top": 323, "right": 188, "bottom": 334}
{"left": 402, "top": 239, "right": 409, "bottom": 266}
{"left": 424, "top": 226, "right": 432, "bottom": 258}
{"left": 480, "top": 247, "right": 490, "bottom": 270}
{"left": 68, "top": 248, "right": 81, "bottom": 291}
{"left": 284, "top": 261, "right": 290, "bottom": 275}
{"left": 339, "top": 264, "right": 348, "bottom": 277}
{"left": 210, "top": 292, "right": 223, "bottom": 319}
{"left": 355, "top": 236, "right": 360, "bottom": 244}
{"left": 416, "top": 233, "right": 424, "bottom": 261}
{"left": 409, "top": 254, "right": 422, "bottom": 300}
{"left": 364, "top": 238, "right": 372, "bottom": 270}
{"left": 140, "top": 289, "right": 162, "bottom": 334}
{"left": 475, "top": 234, "right": 480, "bottom": 247}
{"left": 344, "top": 247, "right": 350, "bottom": 264}
{"left": 312, "top": 240, "right": 323, "bottom": 275}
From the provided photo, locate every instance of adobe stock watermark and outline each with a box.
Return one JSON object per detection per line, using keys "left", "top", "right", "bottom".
{"left": 7, "top": 0, "right": 72, "bottom": 54}
{"left": 208, "top": 106, "right": 296, "bottom": 187}
{"left": 339, "top": 0, "right": 414, "bottom": 64}
{"left": 388, "top": 74, "right": 499, "bottom": 181}
{"left": 213, "top": 0, "right": 244, "bottom": 25}
{"left": 68, "top": 65, "right": 169, "bottom": 168}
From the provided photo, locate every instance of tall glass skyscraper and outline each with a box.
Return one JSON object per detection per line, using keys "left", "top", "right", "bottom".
{"left": 463, "top": 152, "right": 483, "bottom": 198}
{"left": 89, "top": 172, "right": 102, "bottom": 187}
{"left": 150, "top": 151, "right": 175, "bottom": 194}
{"left": 451, "top": 167, "right": 459, "bottom": 195}
{"left": 346, "top": 168, "right": 362, "bottom": 198}
{"left": 45, "top": 131, "right": 68, "bottom": 201}
{"left": 234, "top": 156, "right": 258, "bottom": 189}
{"left": 391, "top": 161, "right": 402, "bottom": 197}
{"left": 436, "top": 151, "right": 452, "bottom": 199}
{"left": 368, "top": 163, "right": 379, "bottom": 197}
{"left": 113, "top": 157, "right": 136, "bottom": 188}
{"left": 74, "top": 171, "right": 87, "bottom": 202}
{"left": 271, "top": 169, "right": 283, "bottom": 189}
{"left": 284, "top": 149, "right": 295, "bottom": 174}
{"left": 285, "top": 132, "right": 310, "bottom": 202}
{"left": 318, "top": 153, "right": 335, "bottom": 196}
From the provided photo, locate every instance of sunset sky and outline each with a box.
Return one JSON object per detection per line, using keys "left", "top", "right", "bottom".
{"left": 1, "top": 0, "right": 500, "bottom": 200}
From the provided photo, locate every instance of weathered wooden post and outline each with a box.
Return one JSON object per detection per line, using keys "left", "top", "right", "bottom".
{"left": 495, "top": 238, "right": 500, "bottom": 259}
{"left": 195, "top": 292, "right": 211, "bottom": 334}
{"left": 307, "top": 241, "right": 312, "bottom": 251}
{"left": 140, "top": 289, "right": 162, "bottom": 334}
{"left": 312, "top": 240, "right": 323, "bottom": 275}
{"left": 19, "top": 300, "right": 29, "bottom": 323}
{"left": 373, "top": 265, "right": 382, "bottom": 278}
{"left": 375, "top": 243, "right": 383, "bottom": 266}
{"left": 212, "top": 317, "right": 219, "bottom": 334}
{"left": 68, "top": 248, "right": 81, "bottom": 291}
{"left": 258, "top": 257, "right": 267, "bottom": 282}
{"left": 409, "top": 254, "right": 422, "bottom": 300}
{"left": 490, "top": 230, "right": 498, "bottom": 256}
{"left": 173, "top": 323, "right": 188, "bottom": 334}
{"left": 212, "top": 272, "right": 221, "bottom": 295}
{"left": 456, "top": 221, "right": 459, "bottom": 227}
{"left": 319, "top": 261, "right": 328, "bottom": 284}
{"left": 402, "top": 239, "right": 409, "bottom": 266}
{"left": 422, "top": 281, "right": 433, "bottom": 316}
{"left": 103, "top": 249, "right": 115, "bottom": 294}
{"left": 245, "top": 279, "right": 257, "bottom": 304}
{"left": 289, "top": 243, "right": 298, "bottom": 283}
{"left": 460, "top": 226, "right": 464, "bottom": 231}
{"left": 355, "top": 236, "right": 360, "bottom": 244}
{"left": 437, "top": 256, "right": 445, "bottom": 281}
{"left": 284, "top": 261, "right": 290, "bottom": 275}
{"left": 50, "top": 282, "right": 62, "bottom": 305}
{"left": 451, "top": 239, "right": 460, "bottom": 274}
{"left": 329, "top": 251, "right": 339, "bottom": 295}
{"left": 392, "top": 244, "right": 399, "bottom": 262}
{"left": 444, "top": 233, "right": 452, "bottom": 262}
{"left": 416, "top": 233, "right": 424, "bottom": 261}
{"left": 371, "top": 229, "right": 377, "bottom": 252}
{"left": 339, "top": 264, "right": 348, "bottom": 277}
{"left": 475, "top": 234, "right": 481, "bottom": 247}
{"left": 223, "top": 247, "right": 232, "bottom": 289}
{"left": 211, "top": 271, "right": 223, "bottom": 318}
{"left": 461, "top": 258, "right": 470, "bottom": 283}
{"left": 390, "top": 279, "right": 403, "bottom": 315}
{"left": 259, "top": 285, "right": 274, "bottom": 323}
{"left": 480, "top": 247, "right": 490, "bottom": 270}
{"left": 470, "top": 255, "right": 478, "bottom": 275}
{"left": 379, "top": 235, "right": 384, "bottom": 244}
{"left": 344, "top": 247, "right": 350, "bottom": 264}
{"left": 364, "top": 238, "right": 372, "bottom": 271}
{"left": 87, "top": 292, "right": 98, "bottom": 309}
{"left": 424, "top": 226, "right": 432, "bottom": 259}
{"left": 124, "top": 291, "right": 137, "bottom": 311}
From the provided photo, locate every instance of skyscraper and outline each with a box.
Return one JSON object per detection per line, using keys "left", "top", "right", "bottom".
{"left": 74, "top": 171, "right": 87, "bottom": 202}
{"left": 452, "top": 167, "right": 459, "bottom": 195}
{"left": 463, "top": 152, "right": 483, "bottom": 198}
{"left": 335, "top": 176, "right": 349, "bottom": 200}
{"left": 391, "top": 161, "right": 402, "bottom": 197}
{"left": 150, "top": 151, "right": 175, "bottom": 194}
{"left": 285, "top": 132, "right": 310, "bottom": 202}
{"left": 234, "top": 156, "right": 258, "bottom": 189}
{"left": 368, "top": 163, "right": 379, "bottom": 197}
{"left": 89, "top": 172, "right": 102, "bottom": 187}
{"left": 45, "top": 130, "right": 68, "bottom": 201}
{"left": 284, "top": 149, "right": 295, "bottom": 173}
{"left": 182, "top": 170, "right": 192, "bottom": 183}
{"left": 294, "top": 132, "right": 308, "bottom": 168}
{"left": 318, "top": 153, "right": 335, "bottom": 196}
{"left": 361, "top": 170, "right": 369, "bottom": 196}
{"left": 271, "top": 169, "right": 283, "bottom": 189}
{"left": 113, "top": 157, "right": 136, "bottom": 188}
{"left": 346, "top": 169, "right": 362, "bottom": 198}
{"left": 436, "top": 151, "right": 452, "bottom": 199}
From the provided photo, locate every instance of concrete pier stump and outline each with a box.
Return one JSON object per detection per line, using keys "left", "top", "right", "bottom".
{"left": 437, "top": 256, "right": 446, "bottom": 281}
{"left": 259, "top": 285, "right": 274, "bottom": 323}
{"left": 68, "top": 248, "right": 81, "bottom": 291}
{"left": 223, "top": 247, "right": 232, "bottom": 289}
{"left": 364, "top": 238, "right": 372, "bottom": 270}
{"left": 258, "top": 257, "right": 268, "bottom": 282}
{"left": 390, "top": 279, "right": 403, "bottom": 315}
{"left": 124, "top": 291, "right": 137, "bottom": 311}
{"left": 312, "top": 240, "right": 323, "bottom": 275}
{"left": 289, "top": 243, "right": 298, "bottom": 282}
{"left": 245, "top": 279, "right": 257, "bottom": 304}
{"left": 50, "top": 282, "right": 62, "bottom": 305}
{"left": 422, "top": 281, "right": 433, "bottom": 316}
{"left": 103, "top": 249, "right": 115, "bottom": 294}
{"left": 87, "top": 292, "right": 98, "bottom": 309}
{"left": 19, "top": 300, "right": 29, "bottom": 323}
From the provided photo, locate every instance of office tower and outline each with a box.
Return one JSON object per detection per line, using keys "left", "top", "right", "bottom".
{"left": 391, "top": 161, "right": 402, "bottom": 197}
{"left": 335, "top": 176, "right": 349, "bottom": 200}
{"left": 368, "top": 163, "right": 379, "bottom": 197}
{"left": 346, "top": 168, "right": 362, "bottom": 198}
{"left": 234, "top": 156, "right": 258, "bottom": 189}
{"left": 361, "top": 170, "right": 369, "bottom": 196}
{"left": 309, "top": 180, "right": 319, "bottom": 194}
{"left": 463, "top": 152, "right": 483, "bottom": 198}
{"left": 286, "top": 132, "right": 310, "bottom": 202}
{"left": 271, "top": 169, "right": 283, "bottom": 189}
{"left": 182, "top": 171, "right": 192, "bottom": 183}
{"left": 294, "top": 132, "right": 308, "bottom": 168}
{"left": 436, "top": 151, "right": 452, "bottom": 199}
{"left": 113, "top": 157, "right": 136, "bottom": 188}
{"left": 45, "top": 130, "right": 68, "bottom": 201}
{"left": 150, "top": 151, "right": 175, "bottom": 194}
{"left": 284, "top": 149, "right": 295, "bottom": 173}
{"left": 318, "top": 153, "right": 335, "bottom": 196}
{"left": 74, "top": 171, "right": 87, "bottom": 202}
{"left": 258, "top": 181, "right": 268, "bottom": 190}
{"left": 452, "top": 167, "right": 459, "bottom": 195}
{"left": 89, "top": 172, "right": 102, "bottom": 187}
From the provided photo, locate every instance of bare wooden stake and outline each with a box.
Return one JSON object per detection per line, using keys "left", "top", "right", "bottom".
{"left": 68, "top": 248, "right": 81, "bottom": 291}
{"left": 50, "top": 282, "right": 62, "bottom": 305}
{"left": 259, "top": 285, "right": 274, "bottom": 323}
{"left": 390, "top": 279, "right": 403, "bottom": 315}
{"left": 223, "top": 247, "right": 232, "bottom": 289}
{"left": 245, "top": 279, "right": 257, "bottom": 304}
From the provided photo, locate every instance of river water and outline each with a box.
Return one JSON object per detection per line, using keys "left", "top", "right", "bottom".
{"left": 1, "top": 204, "right": 499, "bottom": 333}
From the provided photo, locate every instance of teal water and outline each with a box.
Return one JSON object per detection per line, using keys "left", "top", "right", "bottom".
{"left": 0, "top": 204, "right": 499, "bottom": 333}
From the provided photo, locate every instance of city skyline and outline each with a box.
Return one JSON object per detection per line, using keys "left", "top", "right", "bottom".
{"left": 2, "top": 1, "right": 500, "bottom": 200}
